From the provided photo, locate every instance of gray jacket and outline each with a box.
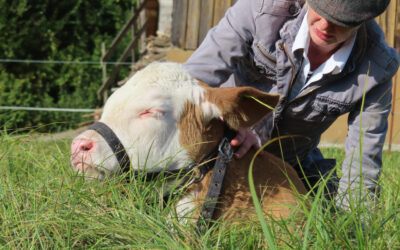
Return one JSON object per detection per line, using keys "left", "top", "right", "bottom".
{"left": 183, "top": 0, "right": 399, "bottom": 203}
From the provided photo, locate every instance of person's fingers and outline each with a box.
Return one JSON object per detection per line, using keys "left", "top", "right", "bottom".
{"left": 234, "top": 137, "right": 254, "bottom": 159}
{"left": 232, "top": 130, "right": 262, "bottom": 159}
{"left": 251, "top": 131, "right": 265, "bottom": 156}
{"left": 230, "top": 130, "right": 246, "bottom": 147}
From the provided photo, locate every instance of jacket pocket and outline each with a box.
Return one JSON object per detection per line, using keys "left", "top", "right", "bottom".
{"left": 289, "top": 96, "right": 352, "bottom": 123}
{"left": 252, "top": 42, "right": 277, "bottom": 81}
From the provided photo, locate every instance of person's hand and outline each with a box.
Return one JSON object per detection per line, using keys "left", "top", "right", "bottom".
{"left": 230, "top": 129, "right": 263, "bottom": 159}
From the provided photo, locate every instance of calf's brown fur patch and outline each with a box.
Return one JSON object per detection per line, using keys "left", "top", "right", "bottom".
{"left": 177, "top": 84, "right": 306, "bottom": 222}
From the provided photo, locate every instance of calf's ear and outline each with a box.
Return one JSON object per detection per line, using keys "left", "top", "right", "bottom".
{"left": 205, "top": 86, "right": 280, "bottom": 130}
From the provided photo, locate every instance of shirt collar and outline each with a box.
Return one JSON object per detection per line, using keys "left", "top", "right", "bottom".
{"left": 325, "top": 33, "right": 357, "bottom": 75}
{"left": 292, "top": 11, "right": 310, "bottom": 55}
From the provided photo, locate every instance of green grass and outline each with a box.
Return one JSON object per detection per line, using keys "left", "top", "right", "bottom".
{"left": 0, "top": 132, "right": 400, "bottom": 249}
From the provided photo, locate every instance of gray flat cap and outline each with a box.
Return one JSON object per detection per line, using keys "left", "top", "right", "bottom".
{"left": 307, "top": 0, "right": 391, "bottom": 27}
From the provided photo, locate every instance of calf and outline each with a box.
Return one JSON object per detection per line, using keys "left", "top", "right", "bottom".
{"left": 70, "top": 62, "right": 306, "bottom": 223}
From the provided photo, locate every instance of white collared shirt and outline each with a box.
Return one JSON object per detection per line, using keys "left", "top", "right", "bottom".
{"left": 289, "top": 11, "right": 357, "bottom": 100}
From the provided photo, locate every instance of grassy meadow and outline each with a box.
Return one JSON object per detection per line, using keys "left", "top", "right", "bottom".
{"left": 0, "top": 130, "right": 399, "bottom": 249}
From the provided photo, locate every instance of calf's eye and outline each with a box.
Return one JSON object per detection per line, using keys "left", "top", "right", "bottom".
{"left": 138, "top": 108, "right": 165, "bottom": 119}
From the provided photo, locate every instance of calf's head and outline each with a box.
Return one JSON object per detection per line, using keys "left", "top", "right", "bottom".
{"left": 70, "top": 62, "right": 279, "bottom": 180}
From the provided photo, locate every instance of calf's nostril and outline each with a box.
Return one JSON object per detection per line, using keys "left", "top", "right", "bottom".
{"left": 71, "top": 139, "right": 95, "bottom": 153}
{"left": 79, "top": 141, "right": 94, "bottom": 151}
{"left": 80, "top": 141, "right": 93, "bottom": 151}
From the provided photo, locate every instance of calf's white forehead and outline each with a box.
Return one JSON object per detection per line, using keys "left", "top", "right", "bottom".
{"left": 126, "top": 62, "right": 198, "bottom": 89}
{"left": 102, "top": 62, "right": 218, "bottom": 119}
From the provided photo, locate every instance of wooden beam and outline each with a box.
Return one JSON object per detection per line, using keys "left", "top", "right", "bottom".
{"left": 171, "top": 0, "right": 188, "bottom": 47}
{"left": 387, "top": 0, "right": 399, "bottom": 154}
{"left": 102, "top": 0, "right": 148, "bottom": 62}
{"left": 97, "top": 23, "right": 147, "bottom": 100}
{"left": 185, "top": 0, "right": 201, "bottom": 49}
{"left": 386, "top": 0, "right": 397, "bottom": 47}
{"left": 198, "top": 0, "right": 215, "bottom": 45}
{"left": 213, "top": 0, "right": 231, "bottom": 26}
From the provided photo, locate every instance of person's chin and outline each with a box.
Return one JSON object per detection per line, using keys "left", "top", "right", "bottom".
{"left": 311, "top": 34, "right": 335, "bottom": 47}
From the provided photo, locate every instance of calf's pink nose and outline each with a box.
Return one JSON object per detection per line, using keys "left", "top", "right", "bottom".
{"left": 71, "top": 139, "right": 94, "bottom": 154}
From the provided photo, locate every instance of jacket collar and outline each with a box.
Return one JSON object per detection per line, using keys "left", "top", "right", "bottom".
{"left": 278, "top": 4, "right": 308, "bottom": 56}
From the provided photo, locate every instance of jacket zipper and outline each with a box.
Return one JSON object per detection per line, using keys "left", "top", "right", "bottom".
{"left": 257, "top": 44, "right": 277, "bottom": 64}
{"left": 279, "top": 43, "right": 296, "bottom": 91}
{"left": 279, "top": 42, "right": 349, "bottom": 105}
{"left": 289, "top": 86, "right": 322, "bottom": 104}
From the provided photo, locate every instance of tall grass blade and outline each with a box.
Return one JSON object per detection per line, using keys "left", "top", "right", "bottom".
{"left": 248, "top": 136, "right": 295, "bottom": 249}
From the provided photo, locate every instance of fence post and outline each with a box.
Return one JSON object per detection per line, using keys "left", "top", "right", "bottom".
{"left": 101, "top": 42, "right": 108, "bottom": 103}
{"left": 139, "top": 0, "right": 146, "bottom": 53}
{"left": 131, "top": 5, "right": 137, "bottom": 63}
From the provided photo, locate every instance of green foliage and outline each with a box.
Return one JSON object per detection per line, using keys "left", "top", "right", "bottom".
{"left": 0, "top": 0, "right": 136, "bottom": 132}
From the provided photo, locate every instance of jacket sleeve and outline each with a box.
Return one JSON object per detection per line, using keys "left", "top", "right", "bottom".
{"left": 182, "top": 0, "right": 257, "bottom": 86}
{"left": 336, "top": 78, "right": 393, "bottom": 208}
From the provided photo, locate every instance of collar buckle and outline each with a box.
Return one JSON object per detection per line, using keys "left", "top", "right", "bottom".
{"left": 218, "top": 137, "right": 234, "bottom": 159}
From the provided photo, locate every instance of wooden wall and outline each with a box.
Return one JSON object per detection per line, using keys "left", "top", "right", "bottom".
{"left": 171, "top": 0, "right": 237, "bottom": 49}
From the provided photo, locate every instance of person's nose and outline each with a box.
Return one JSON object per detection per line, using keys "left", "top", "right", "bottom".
{"left": 318, "top": 17, "right": 331, "bottom": 31}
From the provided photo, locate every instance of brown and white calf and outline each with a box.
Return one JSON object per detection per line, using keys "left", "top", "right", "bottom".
{"left": 70, "top": 62, "right": 306, "bottom": 222}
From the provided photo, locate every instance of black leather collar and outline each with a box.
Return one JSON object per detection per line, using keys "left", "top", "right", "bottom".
{"left": 89, "top": 122, "right": 234, "bottom": 181}
{"left": 197, "top": 125, "right": 236, "bottom": 233}
{"left": 89, "top": 122, "right": 131, "bottom": 173}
